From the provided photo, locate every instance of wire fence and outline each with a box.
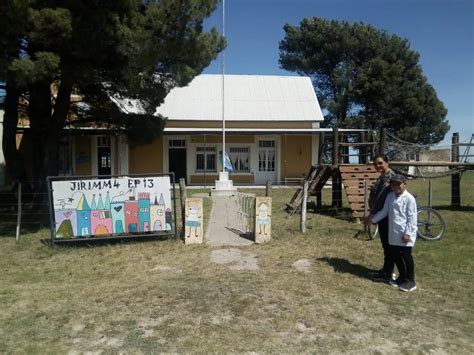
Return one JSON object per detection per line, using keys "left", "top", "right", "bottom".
{"left": 0, "top": 181, "right": 51, "bottom": 241}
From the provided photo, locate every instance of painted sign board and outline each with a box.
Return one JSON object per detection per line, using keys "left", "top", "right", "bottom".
{"left": 48, "top": 174, "right": 176, "bottom": 242}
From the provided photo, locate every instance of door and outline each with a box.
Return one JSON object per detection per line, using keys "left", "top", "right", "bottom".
{"left": 255, "top": 140, "right": 277, "bottom": 184}
{"left": 97, "top": 147, "right": 111, "bottom": 175}
{"left": 168, "top": 139, "right": 187, "bottom": 182}
{"left": 96, "top": 136, "right": 112, "bottom": 176}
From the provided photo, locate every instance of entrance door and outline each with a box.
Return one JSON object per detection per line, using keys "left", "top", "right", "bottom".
{"left": 168, "top": 139, "right": 187, "bottom": 182}
{"left": 255, "top": 140, "right": 277, "bottom": 184}
{"left": 97, "top": 136, "right": 112, "bottom": 176}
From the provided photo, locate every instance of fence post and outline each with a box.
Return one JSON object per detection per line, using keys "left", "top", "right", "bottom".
{"left": 359, "top": 131, "right": 366, "bottom": 164}
{"left": 16, "top": 182, "right": 22, "bottom": 243}
{"left": 451, "top": 132, "right": 460, "bottom": 207}
{"left": 300, "top": 180, "right": 308, "bottom": 233}
{"left": 265, "top": 180, "right": 272, "bottom": 197}
{"left": 332, "top": 127, "right": 339, "bottom": 165}
{"left": 179, "top": 178, "right": 187, "bottom": 235}
{"left": 379, "top": 128, "right": 387, "bottom": 155}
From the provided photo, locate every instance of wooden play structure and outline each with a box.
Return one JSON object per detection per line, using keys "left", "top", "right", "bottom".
{"left": 287, "top": 129, "right": 474, "bottom": 219}
{"left": 287, "top": 164, "right": 379, "bottom": 218}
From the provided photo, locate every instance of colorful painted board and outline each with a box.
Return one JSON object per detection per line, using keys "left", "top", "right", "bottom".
{"left": 255, "top": 197, "right": 271, "bottom": 243}
{"left": 49, "top": 175, "right": 174, "bottom": 241}
{"left": 184, "top": 198, "right": 203, "bottom": 245}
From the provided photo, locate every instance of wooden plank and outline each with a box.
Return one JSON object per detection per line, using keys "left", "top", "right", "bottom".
{"left": 352, "top": 210, "right": 366, "bottom": 218}
{"left": 342, "top": 180, "right": 373, "bottom": 187}
{"left": 339, "top": 165, "right": 378, "bottom": 173}
{"left": 345, "top": 187, "right": 368, "bottom": 195}
{"left": 350, "top": 202, "right": 366, "bottom": 210}
{"left": 340, "top": 174, "right": 377, "bottom": 179}
{"left": 347, "top": 195, "right": 365, "bottom": 203}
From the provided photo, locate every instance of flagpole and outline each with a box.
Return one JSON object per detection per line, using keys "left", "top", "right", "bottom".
{"left": 211, "top": 0, "right": 235, "bottom": 196}
{"left": 221, "top": 0, "right": 226, "bottom": 173}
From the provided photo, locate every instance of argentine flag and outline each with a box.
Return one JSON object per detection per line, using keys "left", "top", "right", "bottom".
{"left": 220, "top": 151, "right": 234, "bottom": 172}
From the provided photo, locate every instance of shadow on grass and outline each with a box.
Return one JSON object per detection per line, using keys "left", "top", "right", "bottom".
{"left": 225, "top": 226, "right": 255, "bottom": 242}
{"left": 318, "top": 257, "right": 376, "bottom": 281}
{"left": 287, "top": 202, "right": 355, "bottom": 223}
{"left": 429, "top": 205, "right": 474, "bottom": 212}
{"left": 46, "top": 234, "right": 178, "bottom": 248}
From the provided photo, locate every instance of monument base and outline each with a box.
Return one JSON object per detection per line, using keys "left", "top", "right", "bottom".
{"left": 211, "top": 172, "right": 236, "bottom": 197}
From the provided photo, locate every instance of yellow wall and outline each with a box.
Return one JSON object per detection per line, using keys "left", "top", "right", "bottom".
{"left": 281, "top": 135, "right": 312, "bottom": 179}
{"left": 190, "top": 135, "right": 255, "bottom": 144}
{"left": 75, "top": 136, "right": 92, "bottom": 176}
{"left": 190, "top": 174, "right": 254, "bottom": 184}
{"left": 129, "top": 137, "right": 163, "bottom": 174}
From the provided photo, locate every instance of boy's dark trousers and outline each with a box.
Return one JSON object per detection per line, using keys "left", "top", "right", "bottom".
{"left": 391, "top": 245, "right": 415, "bottom": 282}
{"left": 378, "top": 217, "right": 394, "bottom": 275}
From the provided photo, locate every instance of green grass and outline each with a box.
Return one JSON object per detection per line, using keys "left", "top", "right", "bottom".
{"left": 0, "top": 174, "right": 473, "bottom": 353}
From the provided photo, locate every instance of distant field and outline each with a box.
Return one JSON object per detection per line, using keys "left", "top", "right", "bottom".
{"left": 0, "top": 173, "right": 472, "bottom": 353}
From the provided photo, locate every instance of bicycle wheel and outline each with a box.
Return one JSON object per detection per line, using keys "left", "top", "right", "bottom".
{"left": 368, "top": 223, "right": 379, "bottom": 240}
{"left": 417, "top": 207, "right": 446, "bottom": 241}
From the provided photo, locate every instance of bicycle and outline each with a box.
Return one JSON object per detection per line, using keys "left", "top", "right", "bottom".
{"left": 367, "top": 202, "right": 446, "bottom": 241}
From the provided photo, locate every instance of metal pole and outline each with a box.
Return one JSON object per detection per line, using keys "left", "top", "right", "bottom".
{"left": 204, "top": 134, "right": 207, "bottom": 187}
{"left": 451, "top": 132, "right": 460, "bottom": 207}
{"left": 179, "top": 178, "right": 187, "bottom": 236}
{"left": 171, "top": 174, "right": 178, "bottom": 240}
{"left": 221, "top": 0, "right": 226, "bottom": 172}
{"left": 428, "top": 179, "right": 433, "bottom": 208}
{"left": 15, "top": 182, "right": 22, "bottom": 243}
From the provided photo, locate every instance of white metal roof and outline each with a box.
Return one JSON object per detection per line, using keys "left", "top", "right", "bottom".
{"left": 155, "top": 74, "right": 324, "bottom": 122}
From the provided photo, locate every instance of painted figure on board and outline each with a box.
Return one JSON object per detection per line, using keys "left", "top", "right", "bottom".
{"left": 256, "top": 202, "right": 270, "bottom": 235}
{"left": 185, "top": 204, "right": 201, "bottom": 238}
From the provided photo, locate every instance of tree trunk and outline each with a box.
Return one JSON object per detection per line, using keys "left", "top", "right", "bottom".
{"left": 29, "top": 82, "right": 54, "bottom": 201}
{"left": 28, "top": 79, "right": 73, "bottom": 203}
{"left": 1, "top": 83, "right": 28, "bottom": 185}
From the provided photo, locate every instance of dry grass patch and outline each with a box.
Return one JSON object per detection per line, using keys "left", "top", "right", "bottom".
{"left": 0, "top": 174, "right": 472, "bottom": 353}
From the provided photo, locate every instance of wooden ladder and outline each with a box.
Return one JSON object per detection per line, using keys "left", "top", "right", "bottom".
{"left": 286, "top": 165, "right": 333, "bottom": 214}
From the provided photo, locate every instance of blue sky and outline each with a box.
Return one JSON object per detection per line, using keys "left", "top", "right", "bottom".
{"left": 203, "top": 0, "right": 474, "bottom": 145}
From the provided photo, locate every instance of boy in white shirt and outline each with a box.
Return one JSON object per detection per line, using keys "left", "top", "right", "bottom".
{"left": 370, "top": 174, "right": 418, "bottom": 292}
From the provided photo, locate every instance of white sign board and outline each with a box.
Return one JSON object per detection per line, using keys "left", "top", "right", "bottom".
{"left": 50, "top": 175, "right": 173, "bottom": 240}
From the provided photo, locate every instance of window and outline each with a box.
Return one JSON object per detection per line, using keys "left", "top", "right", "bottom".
{"left": 259, "top": 140, "right": 275, "bottom": 148}
{"left": 258, "top": 140, "right": 276, "bottom": 172}
{"left": 196, "top": 147, "right": 216, "bottom": 172}
{"left": 229, "top": 147, "right": 250, "bottom": 172}
{"left": 169, "top": 139, "right": 186, "bottom": 148}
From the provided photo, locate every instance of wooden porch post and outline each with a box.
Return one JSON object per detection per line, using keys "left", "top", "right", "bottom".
{"left": 451, "top": 132, "right": 461, "bottom": 207}
{"left": 332, "top": 127, "right": 342, "bottom": 209}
